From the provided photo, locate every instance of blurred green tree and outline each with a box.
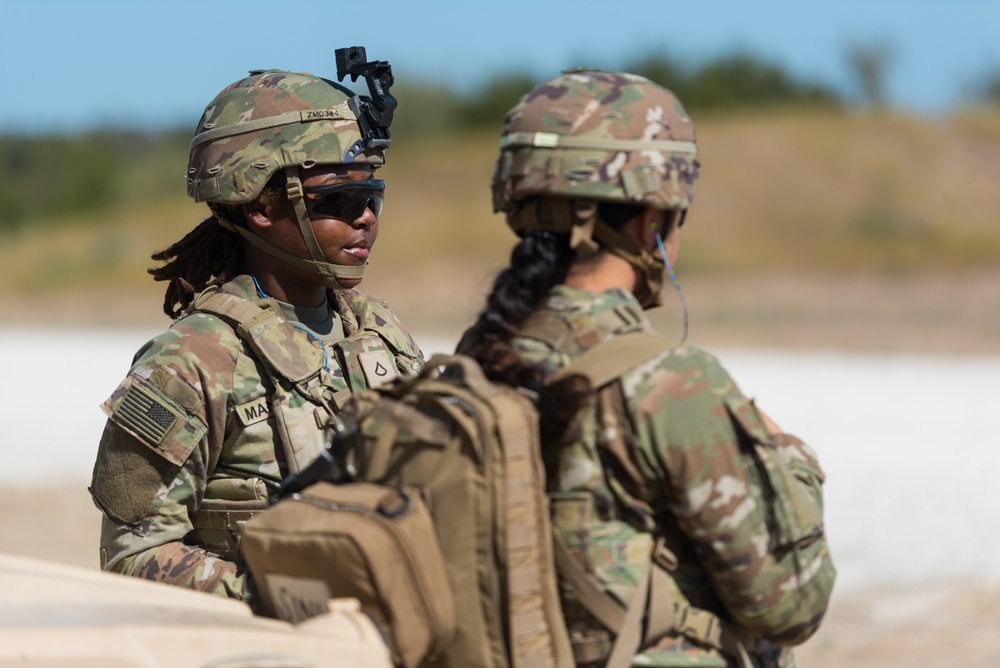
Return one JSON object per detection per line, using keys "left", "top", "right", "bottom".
{"left": 456, "top": 72, "right": 541, "bottom": 128}
{"left": 625, "top": 51, "right": 841, "bottom": 111}
{"left": 845, "top": 39, "right": 895, "bottom": 109}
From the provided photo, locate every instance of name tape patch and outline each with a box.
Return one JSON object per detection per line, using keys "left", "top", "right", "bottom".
{"left": 235, "top": 397, "right": 271, "bottom": 427}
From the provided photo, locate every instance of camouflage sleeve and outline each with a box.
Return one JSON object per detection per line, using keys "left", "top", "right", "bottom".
{"left": 624, "top": 347, "right": 834, "bottom": 645}
{"left": 89, "top": 319, "right": 249, "bottom": 601}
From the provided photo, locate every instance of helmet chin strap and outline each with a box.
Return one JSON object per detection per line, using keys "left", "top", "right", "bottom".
{"left": 591, "top": 219, "right": 666, "bottom": 310}
{"left": 213, "top": 167, "right": 368, "bottom": 292}
{"left": 589, "top": 210, "right": 689, "bottom": 344}
{"left": 215, "top": 218, "right": 366, "bottom": 291}
{"left": 282, "top": 166, "right": 368, "bottom": 291}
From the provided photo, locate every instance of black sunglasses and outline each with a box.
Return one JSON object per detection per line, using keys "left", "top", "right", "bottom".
{"left": 301, "top": 178, "right": 385, "bottom": 220}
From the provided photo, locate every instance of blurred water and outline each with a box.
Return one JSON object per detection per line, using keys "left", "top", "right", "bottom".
{"left": 3, "top": 326, "right": 998, "bottom": 592}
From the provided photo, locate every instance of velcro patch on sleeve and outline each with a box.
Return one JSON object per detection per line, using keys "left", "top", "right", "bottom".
{"left": 115, "top": 383, "right": 182, "bottom": 446}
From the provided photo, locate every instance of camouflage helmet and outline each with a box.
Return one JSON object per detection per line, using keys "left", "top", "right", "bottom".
{"left": 185, "top": 53, "right": 396, "bottom": 292}
{"left": 187, "top": 69, "right": 384, "bottom": 206}
{"left": 492, "top": 70, "right": 700, "bottom": 309}
{"left": 492, "top": 69, "right": 699, "bottom": 215}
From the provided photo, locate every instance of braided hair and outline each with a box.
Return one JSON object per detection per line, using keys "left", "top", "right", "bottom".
{"left": 148, "top": 173, "right": 285, "bottom": 318}
{"left": 460, "top": 200, "right": 653, "bottom": 479}
{"left": 459, "top": 229, "right": 585, "bottom": 473}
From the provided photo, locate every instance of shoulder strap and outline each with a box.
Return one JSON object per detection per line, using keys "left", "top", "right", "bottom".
{"left": 193, "top": 288, "right": 324, "bottom": 383}
{"left": 552, "top": 531, "right": 751, "bottom": 667}
{"left": 547, "top": 332, "right": 675, "bottom": 389}
{"left": 546, "top": 333, "right": 755, "bottom": 667}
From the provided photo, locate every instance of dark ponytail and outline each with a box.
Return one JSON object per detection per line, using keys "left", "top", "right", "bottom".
{"left": 460, "top": 231, "right": 573, "bottom": 385}
{"left": 459, "top": 229, "right": 593, "bottom": 480}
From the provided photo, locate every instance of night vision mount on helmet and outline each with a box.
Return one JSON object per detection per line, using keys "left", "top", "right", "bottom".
{"left": 186, "top": 46, "right": 398, "bottom": 291}
{"left": 336, "top": 46, "right": 396, "bottom": 159}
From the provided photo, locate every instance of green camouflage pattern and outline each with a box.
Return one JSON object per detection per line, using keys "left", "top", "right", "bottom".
{"left": 90, "top": 275, "right": 423, "bottom": 602}
{"left": 492, "top": 69, "right": 700, "bottom": 218}
{"left": 187, "top": 70, "right": 384, "bottom": 205}
{"left": 508, "top": 285, "right": 835, "bottom": 667}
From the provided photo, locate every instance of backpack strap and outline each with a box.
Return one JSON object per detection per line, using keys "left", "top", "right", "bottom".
{"left": 547, "top": 331, "right": 675, "bottom": 389}
{"left": 546, "top": 333, "right": 755, "bottom": 666}
{"left": 552, "top": 531, "right": 751, "bottom": 668}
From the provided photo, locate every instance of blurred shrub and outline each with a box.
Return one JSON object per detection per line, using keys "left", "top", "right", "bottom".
{"left": 969, "top": 66, "right": 1000, "bottom": 108}
{"left": 0, "top": 133, "right": 119, "bottom": 230}
{"left": 844, "top": 40, "right": 895, "bottom": 109}
{"left": 0, "top": 129, "right": 188, "bottom": 232}
{"left": 388, "top": 80, "right": 463, "bottom": 140}
{"left": 626, "top": 51, "right": 841, "bottom": 111}
{"left": 454, "top": 72, "right": 541, "bottom": 128}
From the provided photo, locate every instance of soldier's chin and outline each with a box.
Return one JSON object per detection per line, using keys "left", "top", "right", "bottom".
{"left": 336, "top": 276, "right": 363, "bottom": 290}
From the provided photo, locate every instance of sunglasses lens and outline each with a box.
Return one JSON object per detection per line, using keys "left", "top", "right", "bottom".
{"left": 303, "top": 179, "right": 385, "bottom": 220}
{"left": 309, "top": 191, "right": 383, "bottom": 219}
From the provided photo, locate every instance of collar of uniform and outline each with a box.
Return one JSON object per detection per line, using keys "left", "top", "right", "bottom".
{"left": 222, "top": 275, "right": 352, "bottom": 337}
{"left": 220, "top": 274, "right": 268, "bottom": 302}
{"left": 547, "top": 285, "right": 649, "bottom": 338}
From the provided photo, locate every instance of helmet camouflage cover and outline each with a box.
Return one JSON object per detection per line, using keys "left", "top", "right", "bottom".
{"left": 187, "top": 70, "right": 383, "bottom": 205}
{"left": 492, "top": 69, "right": 700, "bottom": 216}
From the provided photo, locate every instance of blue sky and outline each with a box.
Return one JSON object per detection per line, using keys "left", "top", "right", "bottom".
{"left": 1, "top": 1, "right": 997, "bottom": 133}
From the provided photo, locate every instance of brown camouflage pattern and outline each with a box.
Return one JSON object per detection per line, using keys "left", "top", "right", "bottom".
{"left": 508, "top": 285, "right": 835, "bottom": 667}
{"left": 187, "top": 70, "right": 384, "bottom": 205}
{"left": 90, "top": 275, "right": 423, "bottom": 602}
{"left": 492, "top": 69, "right": 700, "bottom": 217}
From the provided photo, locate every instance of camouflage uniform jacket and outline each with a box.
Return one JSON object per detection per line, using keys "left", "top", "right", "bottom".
{"left": 511, "top": 285, "right": 835, "bottom": 668}
{"left": 90, "top": 274, "right": 423, "bottom": 602}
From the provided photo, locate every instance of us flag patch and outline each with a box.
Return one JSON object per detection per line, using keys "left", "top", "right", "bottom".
{"left": 116, "top": 384, "right": 179, "bottom": 445}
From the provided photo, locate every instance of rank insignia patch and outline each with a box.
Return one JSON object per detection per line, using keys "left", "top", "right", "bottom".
{"left": 359, "top": 350, "right": 398, "bottom": 389}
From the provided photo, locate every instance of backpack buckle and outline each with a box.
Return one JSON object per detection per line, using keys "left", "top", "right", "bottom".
{"left": 652, "top": 537, "right": 679, "bottom": 572}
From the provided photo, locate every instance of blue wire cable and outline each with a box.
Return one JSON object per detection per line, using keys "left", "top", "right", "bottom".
{"left": 291, "top": 324, "right": 330, "bottom": 372}
{"left": 251, "top": 274, "right": 330, "bottom": 371}
{"left": 655, "top": 232, "right": 689, "bottom": 345}
{"left": 250, "top": 274, "right": 269, "bottom": 299}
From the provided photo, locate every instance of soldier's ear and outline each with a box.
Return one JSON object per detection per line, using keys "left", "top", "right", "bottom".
{"left": 638, "top": 208, "right": 661, "bottom": 250}
{"left": 244, "top": 202, "right": 273, "bottom": 230}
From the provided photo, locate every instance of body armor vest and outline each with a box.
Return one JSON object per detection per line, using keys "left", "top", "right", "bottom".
{"left": 186, "top": 284, "right": 413, "bottom": 562}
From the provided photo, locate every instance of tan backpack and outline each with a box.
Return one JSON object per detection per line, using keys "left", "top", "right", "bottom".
{"left": 242, "top": 339, "right": 787, "bottom": 668}
{"left": 242, "top": 354, "right": 575, "bottom": 668}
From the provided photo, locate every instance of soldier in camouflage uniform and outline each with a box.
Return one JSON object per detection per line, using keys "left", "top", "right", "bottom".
{"left": 89, "top": 52, "right": 423, "bottom": 604}
{"left": 458, "top": 70, "right": 835, "bottom": 667}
